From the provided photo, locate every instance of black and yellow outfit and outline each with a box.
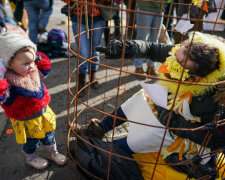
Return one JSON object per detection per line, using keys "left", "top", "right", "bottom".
{"left": 96, "top": 32, "right": 225, "bottom": 179}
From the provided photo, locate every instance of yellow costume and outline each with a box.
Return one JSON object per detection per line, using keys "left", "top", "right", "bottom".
{"left": 133, "top": 152, "right": 225, "bottom": 180}
{"left": 133, "top": 32, "right": 225, "bottom": 179}
{"left": 10, "top": 106, "right": 56, "bottom": 144}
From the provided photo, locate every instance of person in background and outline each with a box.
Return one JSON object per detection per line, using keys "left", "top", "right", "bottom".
{"left": 0, "top": 32, "right": 67, "bottom": 169}
{"left": 0, "top": 0, "right": 27, "bottom": 30}
{"left": 8, "top": 0, "right": 25, "bottom": 28}
{"left": 104, "top": 0, "right": 120, "bottom": 45}
{"left": 23, "top": 0, "right": 53, "bottom": 44}
{"left": 124, "top": 0, "right": 136, "bottom": 39}
{"left": 112, "top": 0, "right": 121, "bottom": 39}
{"left": 134, "top": 0, "right": 165, "bottom": 79}
{"left": 38, "top": 0, "right": 53, "bottom": 34}
{"left": 61, "top": 0, "right": 110, "bottom": 97}
{"left": 163, "top": 0, "right": 175, "bottom": 39}
{"left": 174, "top": 0, "right": 216, "bottom": 44}
{"left": 0, "top": 2, "right": 28, "bottom": 36}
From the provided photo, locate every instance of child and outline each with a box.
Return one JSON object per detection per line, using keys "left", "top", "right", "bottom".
{"left": 0, "top": 32, "right": 66, "bottom": 169}
{"left": 75, "top": 32, "right": 225, "bottom": 179}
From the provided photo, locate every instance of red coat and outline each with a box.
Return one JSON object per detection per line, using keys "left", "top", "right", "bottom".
{"left": 0, "top": 52, "right": 51, "bottom": 120}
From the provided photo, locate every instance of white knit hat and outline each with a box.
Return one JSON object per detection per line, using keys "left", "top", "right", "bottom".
{"left": 0, "top": 32, "right": 37, "bottom": 66}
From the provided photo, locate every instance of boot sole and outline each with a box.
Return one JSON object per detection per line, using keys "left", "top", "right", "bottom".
{"left": 26, "top": 161, "right": 48, "bottom": 170}
{"left": 47, "top": 155, "right": 67, "bottom": 166}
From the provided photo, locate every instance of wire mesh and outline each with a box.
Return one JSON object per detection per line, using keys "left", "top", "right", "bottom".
{"left": 64, "top": 0, "right": 225, "bottom": 179}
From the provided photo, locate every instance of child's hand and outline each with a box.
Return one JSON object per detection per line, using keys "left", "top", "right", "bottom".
{"left": 0, "top": 58, "right": 6, "bottom": 79}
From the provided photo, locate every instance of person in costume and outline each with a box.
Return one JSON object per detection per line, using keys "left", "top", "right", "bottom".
{"left": 0, "top": 32, "right": 67, "bottom": 169}
{"left": 74, "top": 32, "right": 225, "bottom": 179}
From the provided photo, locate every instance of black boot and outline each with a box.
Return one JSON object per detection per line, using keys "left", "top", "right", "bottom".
{"left": 90, "top": 71, "right": 99, "bottom": 89}
{"left": 78, "top": 73, "right": 86, "bottom": 97}
{"left": 134, "top": 67, "right": 146, "bottom": 80}
{"left": 75, "top": 121, "right": 105, "bottom": 140}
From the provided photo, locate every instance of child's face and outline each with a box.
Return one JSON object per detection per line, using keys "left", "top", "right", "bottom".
{"left": 175, "top": 46, "right": 197, "bottom": 74}
{"left": 9, "top": 48, "right": 36, "bottom": 76}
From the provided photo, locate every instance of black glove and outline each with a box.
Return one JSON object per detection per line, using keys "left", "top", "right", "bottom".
{"left": 96, "top": 39, "right": 138, "bottom": 59}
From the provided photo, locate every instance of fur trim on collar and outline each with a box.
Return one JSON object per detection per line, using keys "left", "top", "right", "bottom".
{"left": 5, "top": 67, "right": 41, "bottom": 92}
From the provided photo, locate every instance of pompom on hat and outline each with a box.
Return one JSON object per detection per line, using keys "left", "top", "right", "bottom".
{"left": 0, "top": 32, "right": 36, "bottom": 66}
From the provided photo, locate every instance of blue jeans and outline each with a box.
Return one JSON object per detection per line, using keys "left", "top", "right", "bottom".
{"left": 134, "top": 8, "right": 163, "bottom": 68}
{"left": 24, "top": 0, "right": 51, "bottom": 44}
{"left": 23, "top": 131, "right": 55, "bottom": 154}
{"left": 39, "top": 7, "right": 53, "bottom": 29}
{"left": 98, "top": 107, "right": 134, "bottom": 154}
{"left": 72, "top": 20, "right": 105, "bottom": 74}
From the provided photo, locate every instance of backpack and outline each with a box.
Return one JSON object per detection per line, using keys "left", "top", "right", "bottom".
{"left": 47, "top": 29, "right": 67, "bottom": 49}
{"left": 69, "top": 136, "right": 144, "bottom": 180}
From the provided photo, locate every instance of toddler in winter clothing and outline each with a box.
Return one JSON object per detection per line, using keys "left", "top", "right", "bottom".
{"left": 0, "top": 32, "right": 66, "bottom": 169}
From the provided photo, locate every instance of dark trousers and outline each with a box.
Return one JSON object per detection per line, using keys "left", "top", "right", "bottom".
{"left": 98, "top": 107, "right": 134, "bottom": 154}
{"left": 163, "top": 3, "right": 174, "bottom": 38}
